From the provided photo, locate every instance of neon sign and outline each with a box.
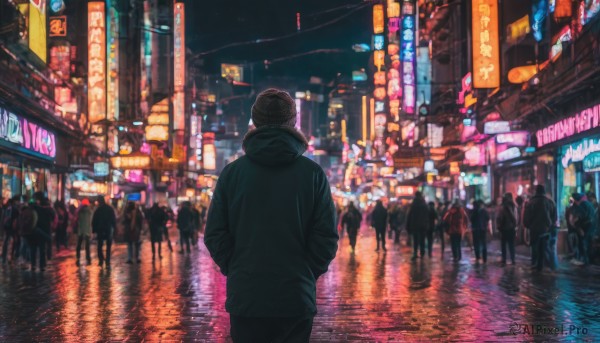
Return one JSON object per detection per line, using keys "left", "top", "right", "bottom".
{"left": 537, "top": 103, "right": 600, "bottom": 147}
{"left": 173, "top": 2, "right": 185, "bottom": 131}
{"left": 401, "top": 9, "right": 415, "bottom": 114}
{"left": 496, "top": 132, "right": 529, "bottom": 146}
{"left": 484, "top": 121, "right": 511, "bottom": 134}
{"left": 0, "top": 107, "right": 56, "bottom": 159}
{"left": 88, "top": 2, "right": 106, "bottom": 124}
{"left": 472, "top": 0, "right": 500, "bottom": 88}
{"left": 561, "top": 138, "right": 600, "bottom": 168}
{"left": 497, "top": 147, "right": 521, "bottom": 162}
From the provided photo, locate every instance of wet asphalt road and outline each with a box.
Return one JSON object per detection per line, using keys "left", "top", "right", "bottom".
{"left": 0, "top": 229, "right": 599, "bottom": 342}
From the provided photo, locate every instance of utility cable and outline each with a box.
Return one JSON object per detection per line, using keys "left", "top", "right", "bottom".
{"left": 191, "top": 2, "right": 370, "bottom": 59}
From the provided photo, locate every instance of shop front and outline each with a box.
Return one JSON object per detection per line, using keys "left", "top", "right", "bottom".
{"left": 557, "top": 136, "right": 600, "bottom": 220}
{"left": 0, "top": 105, "right": 69, "bottom": 201}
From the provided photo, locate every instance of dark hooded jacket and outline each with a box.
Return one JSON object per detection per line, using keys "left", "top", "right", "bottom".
{"left": 523, "top": 194, "right": 556, "bottom": 234}
{"left": 497, "top": 200, "right": 518, "bottom": 232}
{"left": 204, "top": 126, "right": 338, "bottom": 318}
{"left": 406, "top": 196, "right": 430, "bottom": 233}
{"left": 570, "top": 194, "right": 597, "bottom": 234}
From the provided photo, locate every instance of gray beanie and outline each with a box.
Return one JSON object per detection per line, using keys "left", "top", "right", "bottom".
{"left": 251, "top": 88, "right": 297, "bottom": 128}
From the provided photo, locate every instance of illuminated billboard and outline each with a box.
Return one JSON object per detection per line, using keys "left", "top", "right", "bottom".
{"left": 373, "top": 4, "right": 384, "bottom": 34}
{"left": 88, "top": 2, "right": 106, "bottom": 123}
{"left": 401, "top": 3, "right": 416, "bottom": 114}
{"left": 471, "top": 0, "right": 500, "bottom": 88}
{"left": 29, "top": 0, "right": 47, "bottom": 63}
{"left": 107, "top": 4, "right": 119, "bottom": 121}
{"left": 173, "top": 2, "right": 185, "bottom": 131}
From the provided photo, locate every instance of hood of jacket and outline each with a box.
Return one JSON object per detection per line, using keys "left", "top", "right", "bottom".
{"left": 243, "top": 126, "right": 308, "bottom": 167}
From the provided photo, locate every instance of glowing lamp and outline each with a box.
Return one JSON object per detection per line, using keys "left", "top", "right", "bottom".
{"left": 508, "top": 65, "right": 539, "bottom": 84}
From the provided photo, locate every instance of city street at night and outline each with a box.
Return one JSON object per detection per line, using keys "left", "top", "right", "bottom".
{"left": 2, "top": 0, "right": 600, "bottom": 341}
{"left": 1, "top": 231, "right": 599, "bottom": 342}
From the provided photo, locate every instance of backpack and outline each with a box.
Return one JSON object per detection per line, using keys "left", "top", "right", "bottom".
{"left": 18, "top": 206, "right": 38, "bottom": 236}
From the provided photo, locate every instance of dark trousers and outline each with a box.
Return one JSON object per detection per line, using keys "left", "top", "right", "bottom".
{"left": 28, "top": 236, "right": 46, "bottom": 270}
{"left": 412, "top": 230, "right": 425, "bottom": 257}
{"left": 472, "top": 230, "right": 487, "bottom": 262}
{"left": 425, "top": 230, "right": 434, "bottom": 256}
{"left": 163, "top": 226, "right": 173, "bottom": 252}
{"left": 151, "top": 242, "right": 162, "bottom": 257}
{"left": 580, "top": 231, "right": 594, "bottom": 265}
{"left": 393, "top": 226, "right": 401, "bottom": 244}
{"left": 450, "top": 234, "right": 462, "bottom": 260}
{"left": 56, "top": 228, "right": 68, "bottom": 250}
{"left": 437, "top": 228, "right": 445, "bottom": 256}
{"left": 347, "top": 227, "right": 358, "bottom": 249}
{"left": 501, "top": 230, "right": 515, "bottom": 263}
{"left": 531, "top": 232, "right": 556, "bottom": 271}
{"left": 180, "top": 231, "right": 191, "bottom": 253}
{"left": 230, "top": 314, "right": 314, "bottom": 343}
{"left": 97, "top": 238, "right": 112, "bottom": 265}
{"left": 2, "top": 233, "right": 20, "bottom": 263}
{"left": 375, "top": 229, "right": 386, "bottom": 250}
{"left": 127, "top": 241, "right": 141, "bottom": 261}
{"left": 76, "top": 235, "right": 91, "bottom": 262}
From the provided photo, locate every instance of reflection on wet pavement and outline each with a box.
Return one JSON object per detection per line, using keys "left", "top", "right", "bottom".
{"left": 1, "top": 230, "right": 599, "bottom": 342}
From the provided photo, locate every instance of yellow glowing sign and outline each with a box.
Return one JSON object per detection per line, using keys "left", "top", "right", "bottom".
{"left": 373, "top": 4, "right": 384, "bottom": 34}
{"left": 387, "top": 1, "right": 400, "bottom": 18}
{"left": 374, "top": 50, "right": 385, "bottom": 69}
{"left": 72, "top": 181, "right": 108, "bottom": 195}
{"left": 507, "top": 65, "right": 539, "bottom": 84}
{"left": 88, "top": 2, "right": 106, "bottom": 123}
{"left": 147, "top": 113, "right": 169, "bottom": 125}
{"left": 374, "top": 71, "right": 386, "bottom": 86}
{"left": 49, "top": 16, "right": 67, "bottom": 37}
{"left": 506, "top": 15, "right": 530, "bottom": 44}
{"left": 555, "top": 0, "right": 572, "bottom": 18}
{"left": 203, "top": 144, "right": 216, "bottom": 171}
{"left": 450, "top": 162, "right": 460, "bottom": 175}
{"left": 110, "top": 155, "right": 151, "bottom": 170}
{"left": 145, "top": 125, "right": 169, "bottom": 141}
{"left": 472, "top": 0, "right": 500, "bottom": 88}
{"left": 29, "top": 0, "right": 47, "bottom": 63}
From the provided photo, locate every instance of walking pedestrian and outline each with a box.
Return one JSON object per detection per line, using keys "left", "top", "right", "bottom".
{"left": 92, "top": 196, "right": 116, "bottom": 268}
{"left": 497, "top": 193, "right": 518, "bottom": 266}
{"left": 54, "top": 201, "right": 69, "bottom": 251}
{"left": 406, "top": 192, "right": 429, "bottom": 260}
{"left": 162, "top": 205, "right": 174, "bottom": 252}
{"left": 341, "top": 201, "right": 362, "bottom": 253}
{"left": 29, "top": 193, "right": 54, "bottom": 271}
{"left": 148, "top": 203, "right": 167, "bottom": 260}
{"left": 75, "top": 198, "right": 93, "bottom": 266}
{"left": 570, "top": 193, "right": 597, "bottom": 266}
{"left": 177, "top": 201, "right": 193, "bottom": 254}
{"left": 371, "top": 200, "right": 388, "bottom": 252}
{"left": 1, "top": 196, "right": 20, "bottom": 265}
{"left": 191, "top": 204, "right": 202, "bottom": 246}
{"left": 523, "top": 185, "right": 557, "bottom": 271}
{"left": 515, "top": 196, "right": 526, "bottom": 244}
{"left": 204, "top": 88, "right": 338, "bottom": 343}
{"left": 437, "top": 201, "right": 450, "bottom": 257}
{"left": 426, "top": 201, "right": 437, "bottom": 257}
{"left": 124, "top": 201, "right": 143, "bottom": 264}
{"left": 470, "top": 200, "right": 490, "bottom": 263}
{"left": 443, "top": 200, "right": 469, "bottom": 262}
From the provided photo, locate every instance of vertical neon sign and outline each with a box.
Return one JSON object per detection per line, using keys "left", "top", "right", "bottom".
{"left": 401, "top": 0, "right": 416, "bottom": 114}
{"left": 107, "top": 1, "right": 119, "bottom": 122}
{"left": 472, "top": 0, "right": 500, "bottom": 88}
{"left": 173, "top": 2, "right": 185, "bottom": 131}
{"left": 88, "top": 2, "right": 106, "bottom": 124}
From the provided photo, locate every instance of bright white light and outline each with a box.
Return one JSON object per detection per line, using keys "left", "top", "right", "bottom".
{"left": 133, "top": 121, "right": 144, "bottom": 126}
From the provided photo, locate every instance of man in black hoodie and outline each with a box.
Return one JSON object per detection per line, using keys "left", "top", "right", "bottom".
{"left": 204, "top": 88, "right": 338, "bottom": 343}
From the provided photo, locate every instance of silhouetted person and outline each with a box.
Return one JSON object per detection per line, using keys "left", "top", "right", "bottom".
{"left": 371, "top": 200, "right": 388, "bottom": 252}
{"left": 570, "top": 193, "right": 597, "bottom": 266}
{"left": 204, "top": 88, "right": 338, "bottom": 343}
{"left": 148, "top": 203, "right": 168, "bottom": 260}
{"left": 497, "top": 193, "right": 517, "bottom": 265}
{"left": 177, "top": 201, "right": 194, "bottom": 254}
{"left": 406, "top": 192, "right": 429, "bottom": 260}
{"left": 443, "top": 200, "right": 469, "bottom": 262}
{"left": 341, "top": 202, "right": 362, "bottom": 253}
{"left": 124, "top": 202, "right": 143, "bottom": 264}
{"left": 426, "top": 201, "right": 437, "bottom": 257}
{"left": 92, "top": 196, "right": 116, "bottom": 268}
{"left": 75, "top": 198, "right": 93, "bottom": 266}
{"left": 470, "top": 200, "right": 490, "bottom": 263}
{"left": 523, "top": 185, "right": 557, "bottom": 271}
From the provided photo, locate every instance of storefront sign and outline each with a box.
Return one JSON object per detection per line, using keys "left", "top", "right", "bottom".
{"left": 396, "top": 186, "right": 416, "bottom": 197}
{"left": 94, "top": 162, "right": 109, "bottom": 177}
{"left": 88, "top": 2, "right": 106, "bottom": 124}
{"left": 496, "top": 131, "right": 529, "bottom": 146}
{"left": 110, "top": 155, "right": 151, "bottom": 170}
{"left": 72, "top": 181, "right": 108, "bottom": 196}
{"left": 583, "top": 152, "right": 600, "bottom": 172}
{"left": 0, "top": 107, "right": 56, "bottom": 159}
{"left": 393, "top": 156, "right": 424, "bottom": 169}
{"left": 401, "top": 8, "right": 416, "bottom": 114}
{"left": 536, "top": 103, "right": 600, "bottom": 147}
{"left": 561, "top": 137, "right": 600, "bottom": 168}
{"left": 464, "top": 145, "right": 485, "bottom": 166}
{"left": 373, "top": 4, "right": 384, "bottom": 34}
{"left": 497, "top": 147, "right": 521, "bottom": 161}
{"left": 506, "top": 15, "right": 530, "bottom": 44}
{"left": 484, "top": 121, "right": 510, "bottom": 134}
{"left": 49, "top": 16, "right": 67, "bottom": 37}
{"left": 471, "top": 0, "right": 500, "bottom": 88}
{"left": 173, "top": 2, "right": 185, "bottom": 131}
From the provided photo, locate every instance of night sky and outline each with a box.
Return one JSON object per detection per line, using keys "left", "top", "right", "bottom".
{"left": 186, "top": 0, "right": 372, "bottom": 83}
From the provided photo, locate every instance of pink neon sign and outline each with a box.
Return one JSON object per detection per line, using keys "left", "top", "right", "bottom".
{"left": 0, "top": 107, "right": 56, "bottom": 159}
{"left": 536, "top": 102, "right": 600, "bottom": 147}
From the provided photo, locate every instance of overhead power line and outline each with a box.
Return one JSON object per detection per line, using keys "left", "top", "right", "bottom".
{"left": 190, "top": 2, "right": 370, "bottom": 59}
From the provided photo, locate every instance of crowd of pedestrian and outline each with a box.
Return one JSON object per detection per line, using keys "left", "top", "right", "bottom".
{"left": 0, "top": 193, "right": 207, "bottom": 271}
{"left": 336, "top": 184, "right": 599, "bottom": 270}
